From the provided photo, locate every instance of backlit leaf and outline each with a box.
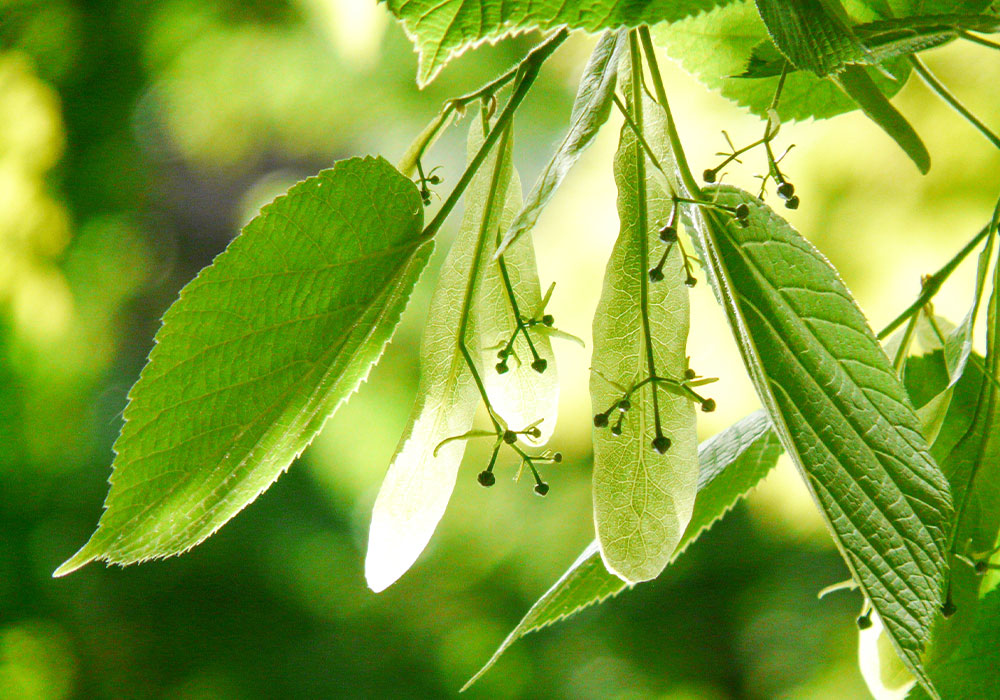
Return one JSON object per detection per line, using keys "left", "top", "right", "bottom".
{"left": 687, "top": 185, "right": 953, "bottom": 696}
{"left": 56, "top": 156, "right": 432, "bottom": 576}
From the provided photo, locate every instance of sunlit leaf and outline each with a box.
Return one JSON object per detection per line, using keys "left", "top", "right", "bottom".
{"left": 366, "top": 121, "right": 513, "bottom": 592}
{"left": 688, "top": 185, "right": 953, "bottom": 695}
{"left": 385, "top": 0, "right": 728, "bottom": 86}
{"left": 464, "top": 409, "right": 782, "bottom": 689}
{"left": 495, "top": 29, "right": 624, "bottom": 258}
{"left": 655, "top": 1, "right": 910, "bottom": 123}
{"left": 591, "top": 80, "right": 698, "bottom": 584}
{"left": 56, "top": 156, "right": 432, "bottom": 576}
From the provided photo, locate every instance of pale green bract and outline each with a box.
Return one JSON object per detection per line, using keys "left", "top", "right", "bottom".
{"left": 464, "top": 409, "right": 782, "bottom": 689}
{"left": 385, "top": 0, "right": 728, "bottom": 86}
{"left": 365, "top": 119, "right": 519, "bottom": 592}
{"left": 56, "top": 156, "right": 431, "bottom": 576}
{"left": 590, "top": 88, "right": 698, "bottom": 585}
{"left": 688, "top": 185, "right": 953, "bottom": 697}
{"left": 495, "top": 29, "right": 625, "bottom": 258}
{"left": 480, "top": 171, "right": 559, "bottom": 444}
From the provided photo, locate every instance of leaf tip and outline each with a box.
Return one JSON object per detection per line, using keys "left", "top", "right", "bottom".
{"left": 53, "top": 544, "right": 98, "bottom": 578}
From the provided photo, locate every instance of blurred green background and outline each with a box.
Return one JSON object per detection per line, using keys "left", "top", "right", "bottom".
{"left": 1, "top": 1, "right": 998, "bottom": 698}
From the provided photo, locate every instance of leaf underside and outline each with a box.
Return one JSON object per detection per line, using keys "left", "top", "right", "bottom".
{"left": 57, "top": 156, "right": 431, "bottom": 576}
{"left": 689, "top": 185, "right": 953, "bottom": 695}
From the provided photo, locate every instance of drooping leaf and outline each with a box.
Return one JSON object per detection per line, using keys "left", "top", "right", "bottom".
{"left": 754, "top": 0, "right": 871, "bottom": 76}
{"left": 385, "top": 0, "right": 730, "bottom": 86}
{"left": 55, "top": 156, "right": 432, "bottom": 576}
{"left": 464, "top": 409, "right": 782, "bottom": 690}
{"left": 687, "top": 185, "right": 953, "bottom": 695}
{"left": 655, "top": 1, "right": 911, "bottom": 123}
{"left": 365, "top": 121, "right": 513, "bottom": 592}
{"left": 495, "top": 29, "right": 625, "bottom": 258}
{"left": 591, "top": 77, "right": 698, "bottom": 584}
{"left": 834, "top": 64, "right": 930, "bottom": 173}
{"left": 480, "top": 170, "right": 560, "bottom": 444}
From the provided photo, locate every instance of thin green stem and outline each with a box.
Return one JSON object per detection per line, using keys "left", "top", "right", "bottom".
{"left": 877, "top": 223, "right": 992, "bottom": 339}
{"left": 638, "top": 27, "right": 701, "bottom": 199}
{"left": 628, "top": 32, "right": 665, "bottom": 439}
{"left": 457, "top": 121, "right": 516, "bottom": 430}
{"left": 497, "top": 256, "right": 542, "bottom": 363}
{"left": 910, "top": 55, "right": 1000, "bottom": 151}
{"left": 419, "top": 29, "right": 569, "bottom": 242}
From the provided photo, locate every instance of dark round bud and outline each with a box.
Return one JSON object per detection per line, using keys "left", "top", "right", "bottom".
{"left": 685, "top": 276, "right": 698, "bottom": 288}
{"left": 701, "top": 398, "right": 716, "bottom": 413}
{"left": 478, "top": 470, "right": 496, "bottom": 487}
{"left": 527, "top": 427, "right": 541, "bottom": 439}
{"left": 735, "top": 203, "right": 750, "bottom": 220}
{"left": 659, "top": 225, "right": 677, "bottom": 243}
{"left": 594, "top": 413, "right": 609, "bottom": 428}
{"left": 542, "top": 314, "right": 555, "bottom": 327}
{"left": 652, "top": 435, "right": 672, "bottom": 454}
{"left": 618, "top": 399, "right": 631, "bottom": 412}
{"left": 496, "top": 362, "right": 509, "bottom": 374}
{"left": 976, "top": 560, "right": 989, "bottom": 574}
{"left": 684, "top": 368, "right": 696, "bottom": 380}
{"left": 552, "top": 452, "right": 563, "bottom": 463}
{"left": 856, "top": 614, "right": 872, "bottom": 630}
{"left": 942, "top": 600, "right": 958, "bottom": 618}
{"left": 503, "top": 430, "right": 517, "bottom": 445}
{"left": 777, "top": 181, "right": 795, "bottom": 200}
{"left": 531, "top": 358, "right": 548, "bottom": 374}
{"left": 703, "top": 168, "right": 717, "bottom": 183}
{"left": 785, "top": 195, "right": 800, "bottom": 210}
{"left": 648, "top": 267, "right": 665, "bottom": 283}
{"left": 534, "top": 482, "right": 550, "bottom": 496}
{"left": 497, "top": 348, "right": 510, "bottom": 359}
{"left": 428, "top": 174, "right": 442, "bottom": 185}
{"left": 611, "top": 424, "right": 623, "bottom": 436}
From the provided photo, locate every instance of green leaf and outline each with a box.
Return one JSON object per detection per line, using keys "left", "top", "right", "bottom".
{"left": 687, "top": 185, "right": 953, "bottom": 696}
{"left": 739, "top": 13, "right": 1000, "bottom": 78}
{"left": 754, "top": 0, "right": 870, "bottom": 76}
{"left": 480, "top": 171, "right": 560, "bottom": 444}
{"left": 463, "top": 409, "right": 782, "bottom": 690}
{"left": 495, "top": 29, "right": 625, "bottom": 258}
{"left": 55, "top": 156, "right": 432, "bottom": 576}
{"left": 385, "top": 0, "right": 729, "bottom": 86}
{"left": 860, "top": 346, "right": 986, "bottom": 698}
{"left": 834, "top": 64, "right": 930, "bottom": 173}
{"left": 655, "top": 1, "right": 911, "bottom": 123}
{"left": 591, "top": 84, "right": 698, "bottom": 584}
{"left": 366, "top": 120, "right": 513, "bottom": 592}
{"left": 908, "top": 588, "right": 1000, "bottom": 699}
